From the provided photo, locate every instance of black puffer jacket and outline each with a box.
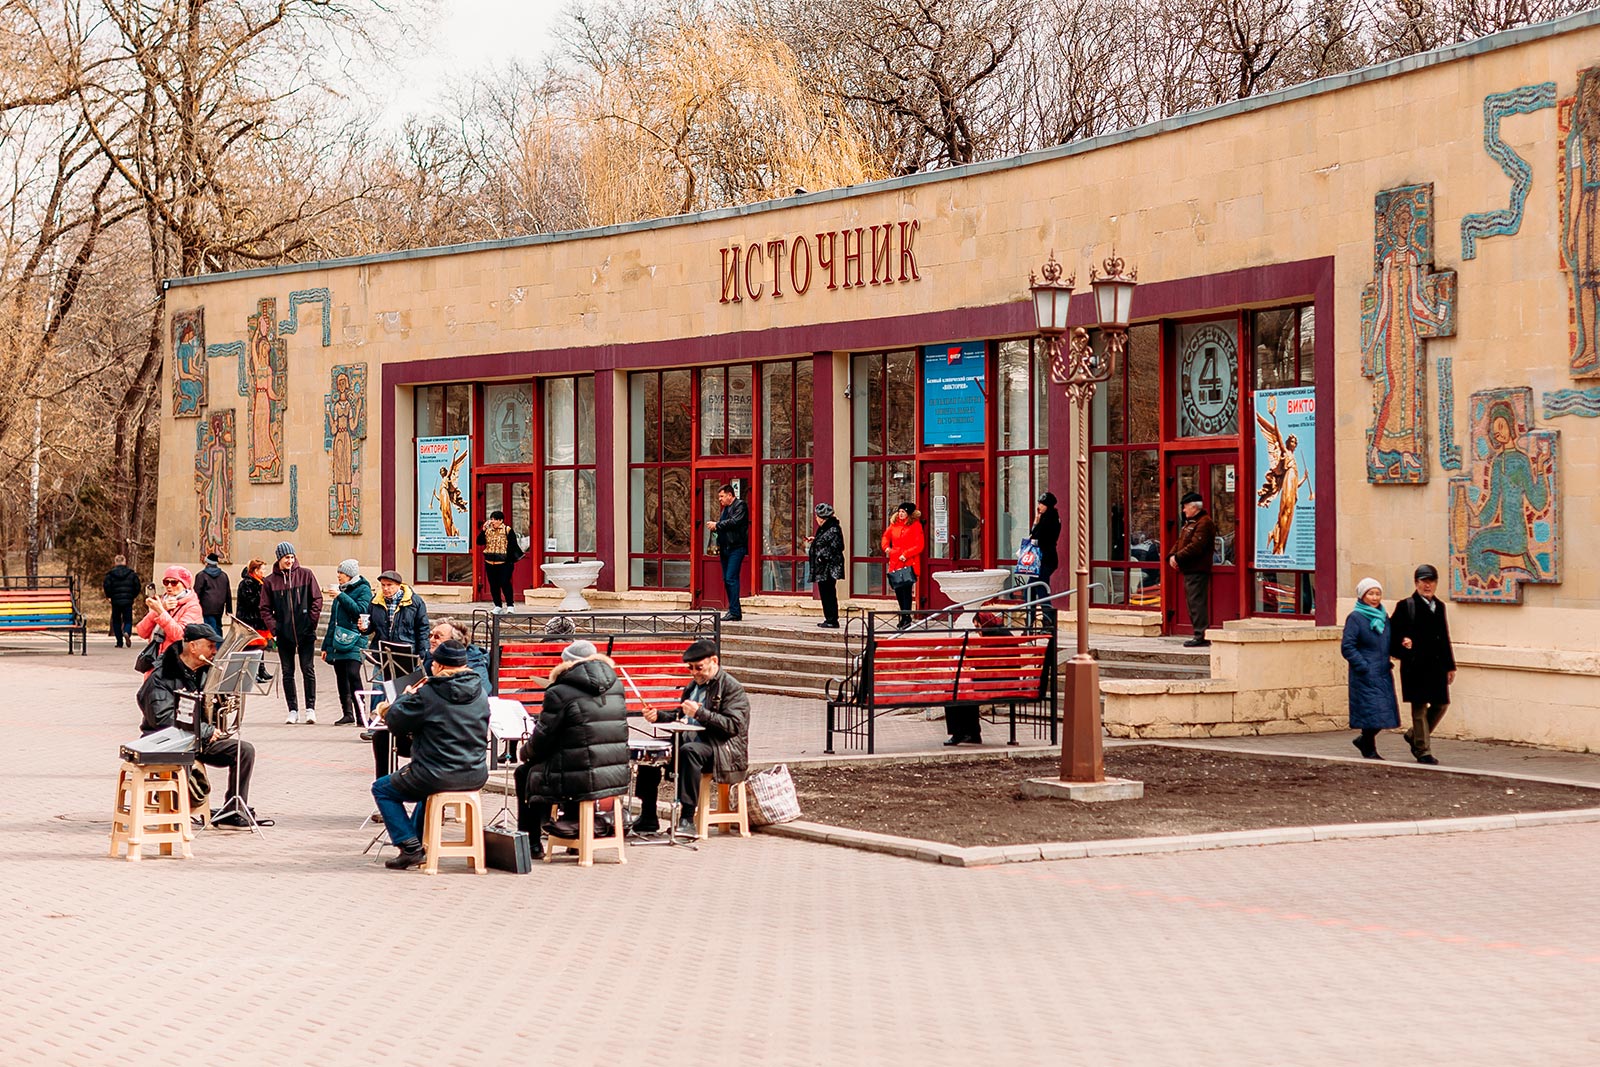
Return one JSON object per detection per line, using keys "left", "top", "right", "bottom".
{"left": 517, "top": 655, "right": 629, "bottom": 804}
{"left": 236, "top": 570, "right": 265, "bottom": 628}
{"left": 103, "top": 565, "right": 142, "bottom": 607}
{"left": 384, "top": 668, "right": 490, "bottom": 798}
{"left": 808, "top": 516, "right": 845, "bottom": 582}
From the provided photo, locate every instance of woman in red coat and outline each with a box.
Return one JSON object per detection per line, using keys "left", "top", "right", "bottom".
{"left": 880, "top": 501, "right": 925, "bottom": 629}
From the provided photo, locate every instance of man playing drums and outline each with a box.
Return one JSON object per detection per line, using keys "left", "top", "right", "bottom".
{"left": 633, "top": 639, "right": 750, "bottom": 837}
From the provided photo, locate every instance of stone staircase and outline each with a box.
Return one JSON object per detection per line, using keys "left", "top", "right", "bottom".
{"left": 716, "top": 618, "right": 855, "bottom": 700}
{"left": 1084, "top": 635, "right": 1212, "bottom": 681}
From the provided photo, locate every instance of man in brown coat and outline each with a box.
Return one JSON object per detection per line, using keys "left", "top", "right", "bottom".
{"left": 1168, "top": 491, "right": 1217, "bottom": 647}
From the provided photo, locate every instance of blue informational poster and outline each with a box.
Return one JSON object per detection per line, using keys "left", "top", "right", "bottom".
{"left": 922, "top": 341, "right": 987, "bottom": 445}
{"left": 417, "top": 435, "right": 472, "bottom": 553}
{"left": 1252, "top": 387, "right": 1316, "bottom": 570}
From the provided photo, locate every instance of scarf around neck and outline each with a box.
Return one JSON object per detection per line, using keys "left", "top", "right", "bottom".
{"left": 1353, "top": 601, "right": 1387, "bottom": 633}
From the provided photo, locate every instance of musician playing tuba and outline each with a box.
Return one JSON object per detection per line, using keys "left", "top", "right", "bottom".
{"left": 136, "top": 622, "right": 266, "bottom": 828}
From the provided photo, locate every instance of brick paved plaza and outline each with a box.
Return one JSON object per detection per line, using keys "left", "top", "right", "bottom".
{"left": 4, "top": 637, "right": 1600, "bottom": 1066}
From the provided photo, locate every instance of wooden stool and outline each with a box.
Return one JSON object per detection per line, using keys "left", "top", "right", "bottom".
{"left": 109, "top": 762, "right": 193, "bottom": 861}
{"left": 421, "top": 791, "right": 486, "bottom": 875}
{"left": 695, "top": 775, "right": 750, "bottom": 838}
{"left": 544, "top": 799, "right": 627, "bottom": 867}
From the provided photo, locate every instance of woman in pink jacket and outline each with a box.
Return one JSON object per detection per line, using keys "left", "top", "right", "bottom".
{"left": 135, "top": 565, "right": 206, "bottom": 660}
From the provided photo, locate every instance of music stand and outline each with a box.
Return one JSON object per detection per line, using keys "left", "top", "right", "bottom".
{"left": 201, "top": 648, "right": 270, "bottom": 836}
{"left": 486, "top": 698, "right": 533, "bottom": 833}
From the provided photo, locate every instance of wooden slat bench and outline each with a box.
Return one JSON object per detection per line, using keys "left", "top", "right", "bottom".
{"left": 826, "top": 609, "right": 1056, "bottom": 754}
{"left": 0, "top": 575, "right": 88, "bottom": 655}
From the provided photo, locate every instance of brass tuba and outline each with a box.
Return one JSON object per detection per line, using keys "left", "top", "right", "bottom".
{"left": 199, "top": 614, "right": 268, "bottom": 741}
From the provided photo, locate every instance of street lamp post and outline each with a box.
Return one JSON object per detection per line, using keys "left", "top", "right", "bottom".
{"left": 1030, "top": 250, "right": 1137, "bottom": 783}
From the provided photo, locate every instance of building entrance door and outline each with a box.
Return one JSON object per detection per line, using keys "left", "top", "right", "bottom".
{"left": 921, "top": 460, "right": 985, "bottom": 610}
{"left": 694, "top": 470, "right": 753, "bottom": 613}
{"left": 476, "top": 475, "right": 534, "bottom": 604}
{"left": 1165, "top": 451, "right": 1240, "bottom": 634}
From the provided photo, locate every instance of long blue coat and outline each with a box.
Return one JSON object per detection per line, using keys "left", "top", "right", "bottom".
{"left": 1341, "top": 611, "right": 1400, "bottom": 729}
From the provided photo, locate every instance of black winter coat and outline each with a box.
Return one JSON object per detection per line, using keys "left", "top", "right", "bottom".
{"left": 137, "top": 642, "right": 214, "bottom": 741}
{"left": 193, "top": 564, "right": 232, "bottom": 617}
{"left": 1029, "top": 507, "right": 1062, "bottom": 577}
{"left": 1388, "top": 593, "right": 1456, "bottom": 705}
{"left": 517, "top": 656, "right": 630, "bottom": 804}
{"left": 103, "top": 565, "right": 142, "bottom": 607}
{"left": 236, "top": 571, "right": 266, "bottom": 628}
{"left": 654, "top": 669, "right": 750, "bottom": 783}
{"left": 384, "top": 668, "right": 490, "bottom": 798}
{"left": 715, "top": 498, "right": 750, "bottom": 553}
{"left": 260, "top": 563, "right": 323, "bottom": 644}
{"left": 808, "top": 517, "right": 845, "bottom": 582}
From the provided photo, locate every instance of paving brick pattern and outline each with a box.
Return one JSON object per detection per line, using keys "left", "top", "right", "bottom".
{"left": 3, "top": 635, "right": 1599, "bottom": 1065}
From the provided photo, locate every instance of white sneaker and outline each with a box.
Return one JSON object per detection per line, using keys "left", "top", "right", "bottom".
{"left": 285, "top": 709, "right": 299, "bottom": 725}
{"left": 303, "top": 709, "right": 318, "bottom": 725}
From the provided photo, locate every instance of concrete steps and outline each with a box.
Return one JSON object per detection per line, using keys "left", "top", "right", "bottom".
{"left": 716, "top": 620, "right": 854, "bottom": 699}
{"left": 1081, "top": 637, "right": 1212, "bottom": 682}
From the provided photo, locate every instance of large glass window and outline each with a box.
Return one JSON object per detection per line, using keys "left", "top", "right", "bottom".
{"left": 994, "top": 339, "right": 1050, "bottom": 571}
{"left": 850, "top": 350, "right": 917, "bottom": 594}
{"left": 414, "top": 384, "right": 473, "bottom": 582}
{"left": 482, "top": 382, "right": 533, "bottom": 465}
{"left": 629, "top": 370, "right": 693, "bottom": 588}
{"left": 543, "top": 376, "right": 597, "bottom": 558}
{"left": 759, "top": 360, "right": 814, "bottom": 593}
{"left": 1174, "top": 318, "right": 1240, "bottom": 438}
{"left": 1089, "top": 324, "right": 1162, "bottom": 607}
{"left": 700, "top": 365, "right": 755, "bottom": 457}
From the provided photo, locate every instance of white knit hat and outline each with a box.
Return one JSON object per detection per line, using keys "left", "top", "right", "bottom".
{"left": 1355, "top": 577, "right": 1382, "bottom": 600}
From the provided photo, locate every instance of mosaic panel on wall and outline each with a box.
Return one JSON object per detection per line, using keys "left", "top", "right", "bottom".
{"left": 195, "top": 409, "right": 235, "bottom": 563}
{"left": 172, "top": 308, "right": 207, "bottom": 417}
{"left": 246, "top": 298, "right": 288, "bottom": 484}
{"left": 1447, "top": 387, "right": 1560, "bottom": 604}
{"left": 1559, "top": 66, "right": 1600, "bottom": 379}
{"left": 325, "top": 364, "right": 367, "bottom": 535}
{"left": 1360, "top": 183, "right": 1458, "bottom": 486}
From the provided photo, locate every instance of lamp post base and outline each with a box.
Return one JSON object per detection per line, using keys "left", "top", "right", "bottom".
{"left": 1059, "top": 653, "right": 1105, "bottom": 781}
{"left": 1020, "top": 775, "right": 1145, "bottom": 802}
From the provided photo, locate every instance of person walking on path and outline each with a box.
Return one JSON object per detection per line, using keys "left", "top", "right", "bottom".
{"left": 881, "top": 501, "right": 925, "bottom": 629}
{"left": 260, "top": 541, "right": 323, "bottom": 724}
{"left": 477, "top": 510, "right": 523, "bottom": 614}
{"left": 1389, "top": 562, "right": 1456, "bottom": 765}
{"left": 1342, "top": 576, "right": 1400, "bottom": 759}
{"left": 806, "top": 503, "right": 845, "bottom": 628}
{"left": 1169, "top": 491, "right": 1217, "bottom": 647}
{"left": 134, "top": 565, "right": 205, "bottom": 662}
{"left": 1029, "top": 491, "right": 1062, "bottom": 626}
{"left": 322, "top": 560, "right": 373, "bottom": 726}
{"left": 711, "top": 485, "right": 750, "bottom": 621}
{"left": 102, "top": 554, "right": 141, "bottom": 647}
{"left": 193, "top": 552, "right": 233, "bottom": 633}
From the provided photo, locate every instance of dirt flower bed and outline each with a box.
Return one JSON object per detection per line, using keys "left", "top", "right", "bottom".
{"left": 789, "top": 746, "right": 1600, "bottom": 848}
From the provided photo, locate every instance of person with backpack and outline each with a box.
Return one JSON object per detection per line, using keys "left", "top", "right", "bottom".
{"left": 193, "top": 552, "right": 233, "bottom": 632}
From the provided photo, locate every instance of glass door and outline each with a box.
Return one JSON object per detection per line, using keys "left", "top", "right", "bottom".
{"left": 694, "top": 470, "right": 753, "bottom": 610}
{"left": 921, "top": 460, "right": 985, "bottom": 609}
{"left": 1165, "top": 452, "right": 1240, "bottom": 633}
{"left": 476, "top": 475, "right": 534, "bottom": 603}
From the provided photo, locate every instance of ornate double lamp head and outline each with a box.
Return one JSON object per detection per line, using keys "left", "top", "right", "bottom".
{"left": 1030, "top": 251, "right": 1138, "bottom": 402}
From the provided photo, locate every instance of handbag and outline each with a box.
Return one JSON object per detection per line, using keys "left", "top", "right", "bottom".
{"left": 134, "top": 629, "right": 162, "bottom": 673}
{"left": 329, "top": 623, "right": 366, "bottom": 654}
{"left": 746, "top": 764, "right": 802, "bottom": 826}
{"left": 484, "top": 825, "right": 533, "bottom": 873}
{"left": 887, "top": 565, "right": 916, "bottom": 589}
{"left": 1015, "top": 538, "right": 1041, "bottom": 577}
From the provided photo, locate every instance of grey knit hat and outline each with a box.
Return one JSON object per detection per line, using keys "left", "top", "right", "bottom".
{"left": 337, "top": 559, "right": 360, "bottom": 579}
{"left": 561, "top": 639, "right": 598, "bottom": 662}
{"left": 814, "top": 502, "right": 834, "bottom": 518}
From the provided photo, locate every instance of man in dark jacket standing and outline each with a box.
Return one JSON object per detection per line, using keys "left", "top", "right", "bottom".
{"left": 371, "top": 640, "right": 491, "bottom": 870}
{"left": 636, "top": 639, "right": 750, "bottom": 836}
{"left": 373, "top": 569, "right": 429, "bottom": 671}
{"left": 103, "top": 554, "right": 142, "bottom": 647}
{"left": 136, "top": 622, "right": 260, "bottom": 827}
{"left": 1169, "top": 491, "right": 1218, "bottom": 647}
{"left": 712, "top": 485, "right": 749, "bottom": 621}
{"left": 515, "top": 640, "right": 630, "bottom": 844}
{"left": 1389, "top": 563, "right": 1457, "bottom": 765}
{"left": 259, "top": 541, "right": 323, "bottom": 724}
{"left": 193, "top": 553, "right": 233, "bottom": 632}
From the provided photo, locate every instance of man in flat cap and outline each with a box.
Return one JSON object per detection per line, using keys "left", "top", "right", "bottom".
{"left": 634, "top": 639, "right": 750, "bottom": 836}
{"left": 1388, "top": 563, "right": 1456, "bottom": 765}
{"left": 1169, "top": 491, "right": 1218, "bottom": 647}
{"left": 136, "top": 621, "right": 261, "bottom": 827}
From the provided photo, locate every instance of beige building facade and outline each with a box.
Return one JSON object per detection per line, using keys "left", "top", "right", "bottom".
{"left": 161, "top": 13, "right": 1600, "bottom": 748}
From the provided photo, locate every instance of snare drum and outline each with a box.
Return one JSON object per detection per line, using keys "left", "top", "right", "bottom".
{"left": 628, "top": 738, "right": 672, "bottom": 766}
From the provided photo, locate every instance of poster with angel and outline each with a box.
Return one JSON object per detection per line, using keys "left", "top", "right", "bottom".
{"left": 1253, "top": 388, "right": 1316, "bottom": 570}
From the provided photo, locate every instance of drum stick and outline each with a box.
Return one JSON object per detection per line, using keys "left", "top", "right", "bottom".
{"left": 613, "top": 662, "right": 662, "bottom": 716}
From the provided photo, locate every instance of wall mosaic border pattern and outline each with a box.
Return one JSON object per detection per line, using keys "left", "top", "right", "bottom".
{"left": 1360, "top": 183, "right": 1458, "bottom": 485}
{"left": 195, "top": 409, "right": 235, "bottom": 562}
{"left": 279, "top": 288, "right": 333, "bottom": 347}
{"left": 1447, "top": 387, "right": 1560, "bottom": 604}
{"left": 1461, "top": 82, "right": 1557, "bottom": 260}
{"left": 1557, "top": 67, "right": 1600, "bottom": 378}
{"left": 236, "top": 465, "right": 300, "bottom": 532}
{"left": 1437, "top": 356, "right": 1462, "bottom": 470}
{"left": 325, "top": 363, "right": 367, "bottom": 535}
{"left": 172, "top": 308, "right": 207, "bottom": 417}
{"left": 1543, "top": 387, "right": 1600, "bottom": 417}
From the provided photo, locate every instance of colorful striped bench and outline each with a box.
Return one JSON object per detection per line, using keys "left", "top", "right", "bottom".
{"left": 0, "top": 577, "right": 88, "bottom": 654}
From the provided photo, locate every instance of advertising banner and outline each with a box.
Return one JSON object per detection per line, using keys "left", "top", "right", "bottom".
{"left": 417, "top": 435, "right": 472, "bottom": 553}
{"left": 922, "top": 341, "right": 987, "bottom": 445}
{"left": 1252, "top": 387, "right": 1316, "bottom": 570}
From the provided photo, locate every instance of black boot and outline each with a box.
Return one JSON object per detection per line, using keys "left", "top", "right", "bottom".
{"left": 385, "top": 841, "right": 427, "bottom": 870}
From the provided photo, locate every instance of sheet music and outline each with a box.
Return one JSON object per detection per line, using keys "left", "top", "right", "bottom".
{"left": 488, "top": 697, "right": 533, "bottom": 741}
